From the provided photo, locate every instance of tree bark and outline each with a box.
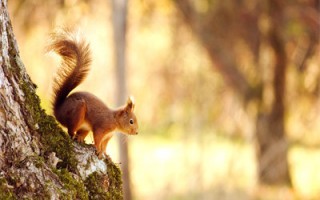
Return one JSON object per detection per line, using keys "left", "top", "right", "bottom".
{"left": 0, "top": 0, "right": 123, "bottom": 199}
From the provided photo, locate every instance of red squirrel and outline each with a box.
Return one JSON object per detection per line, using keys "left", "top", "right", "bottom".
{"left": 49, "top": 30, "right": 138, "bottom": 158}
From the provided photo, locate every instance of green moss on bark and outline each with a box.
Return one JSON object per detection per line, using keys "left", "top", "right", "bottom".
{"left": 105, "top": 160, "right": 123, "bottom": 199}
{"left": 0, "top": 178, "right": 16, "bottom": 200}
{"left": 85, "top": 172, "right": 109, "bottom": 199}
{"left": 9, "top": 56, "right": 123, "bottom": 198}
{"left": 84, "top": 161, "right": 123, "bottom": 200}
{"left": 53, "top": 169, "right": 88, "bottom": 200}
{"left": 18, "top": 67, "right": 78, "bottom": 171}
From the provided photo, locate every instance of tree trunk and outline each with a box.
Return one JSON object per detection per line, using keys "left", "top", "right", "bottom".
{"left": 0, "top": 0, "right": 123, "bottom": 199}
{"left": 111, "top": 0, "right": 132, "bottom": 200}
{"left": 255, "top": 0, "right": 291, "bottom": 185}
{"left": 174, "top": 0, "right": 291, "bottom": 186}
{"left": 256, "top": 111, "right": 290, "bottom": 185}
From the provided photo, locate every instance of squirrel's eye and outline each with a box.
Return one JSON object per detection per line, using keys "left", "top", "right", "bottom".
{"left": 129, "top": 119, "right": 134, "bottom": 125}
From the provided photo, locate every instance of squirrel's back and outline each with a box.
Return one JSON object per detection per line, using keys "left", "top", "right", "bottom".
{"left": 48, "top": 30, "right": 92, "bottom": 116}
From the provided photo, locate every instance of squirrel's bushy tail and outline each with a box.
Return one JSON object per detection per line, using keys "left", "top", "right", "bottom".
{"left": 49, "top": 30, "right": 91, "bottom": 112}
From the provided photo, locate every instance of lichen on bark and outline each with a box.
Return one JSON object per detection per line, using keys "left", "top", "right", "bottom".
{"left": 0, "top": 0, "right": 123, "bottom": 199}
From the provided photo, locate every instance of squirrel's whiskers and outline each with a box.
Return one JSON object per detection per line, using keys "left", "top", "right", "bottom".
{"left": 49, "top": 29, "right": 138, "bottom": 159}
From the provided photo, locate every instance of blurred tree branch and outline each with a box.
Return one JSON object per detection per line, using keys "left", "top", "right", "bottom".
{"left": 173, "top": 0, "right": 319, "bottom": 186}
{"left": 174, "top": 0, "right": 256, "bottom": 101}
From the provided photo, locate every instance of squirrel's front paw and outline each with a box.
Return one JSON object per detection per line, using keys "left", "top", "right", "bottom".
{"left": 96, "top": 150, "right": 111, "bottom": 161}
{"left": 96, "top": 150, "right": 104, "bottom": 159}
{"left": 75, "top": 135, "right": 85, "bottom": 143}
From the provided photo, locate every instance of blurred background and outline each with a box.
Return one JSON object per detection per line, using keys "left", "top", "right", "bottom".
{"left": 8, "top": 0, "right": 320, "bottom": 199}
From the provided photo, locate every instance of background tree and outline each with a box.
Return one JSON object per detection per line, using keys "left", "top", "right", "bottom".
{"left": 174, "top": 0, "right": 319, "bottom": 185}
{"left": 0, "top": 0, "right": 122, "bottom": 198}
{"left": 112, "top": 0, "right": 133, "bottom": 199}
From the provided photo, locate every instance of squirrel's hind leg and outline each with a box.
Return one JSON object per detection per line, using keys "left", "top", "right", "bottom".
{"left": 76, "top": 129, "right": 89, "bottom": 143}
{"left": 66, "top": 99, "right": 87, "bottom": 139}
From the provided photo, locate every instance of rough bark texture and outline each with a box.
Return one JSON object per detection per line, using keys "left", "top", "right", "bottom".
{"left": 0, "top": 0, "right": 123, "bottom": 199}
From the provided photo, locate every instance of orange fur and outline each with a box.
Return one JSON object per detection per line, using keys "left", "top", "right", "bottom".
{"left": 49, "top": 29, "right": 138, "bottom": 158}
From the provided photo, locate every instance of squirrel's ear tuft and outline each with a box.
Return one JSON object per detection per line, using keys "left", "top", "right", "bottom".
{"left": 126, "top": 96, "right": 135, "bottom": 112}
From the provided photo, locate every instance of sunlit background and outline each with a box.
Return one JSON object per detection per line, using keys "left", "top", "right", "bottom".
{"left": 9, "top": 0, "right": 320, "bottom": 199}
